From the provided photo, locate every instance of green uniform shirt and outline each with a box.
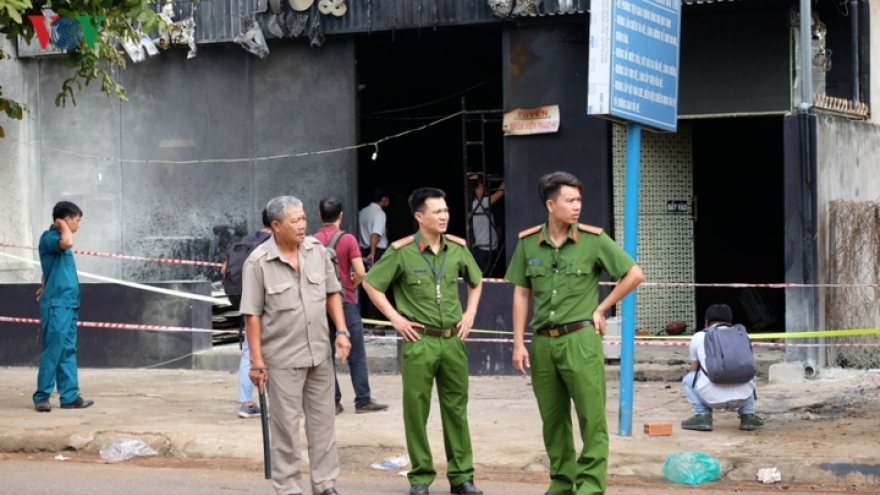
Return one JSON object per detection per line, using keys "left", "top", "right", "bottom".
{"left": 365, "top": 233, "right": 482, "bottom": 329}
{"left": 505, "top": 223, "right": 636, "bottom": 330}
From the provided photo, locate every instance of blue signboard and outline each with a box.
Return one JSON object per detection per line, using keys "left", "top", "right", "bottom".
{"left": 588, "top": 0, "right": 682, "bottom": 132}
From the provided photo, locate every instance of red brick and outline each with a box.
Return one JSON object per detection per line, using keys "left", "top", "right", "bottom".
{"left": 643, "top": 422, "right": 673, "bottom": 436}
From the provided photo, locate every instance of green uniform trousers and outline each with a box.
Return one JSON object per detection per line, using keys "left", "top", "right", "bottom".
{"left": 531, "top": 328, "right": 608, "bottom": 495}
{"left": 401, "top": 335, "right": 474, "bottom": 487}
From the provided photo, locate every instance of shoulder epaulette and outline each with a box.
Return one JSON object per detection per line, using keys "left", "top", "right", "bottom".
{"left": 518, "top": 225, "right": 542, "bottom": 239}
{"left": 391, "top": 237, "right": 415, "bottom": 250}
{"left": 578, "top": 223, "right": 604, "bottom": 235}
{"left": 445, "top": 234, "right": 467, "bottom": 247}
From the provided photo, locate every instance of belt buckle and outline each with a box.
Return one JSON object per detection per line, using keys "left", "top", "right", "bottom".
{"left": 441, "top": 329, "right": 452, "bottom": 338}
{"left": 548, "top": 328, "right": 560, "bottom": 337}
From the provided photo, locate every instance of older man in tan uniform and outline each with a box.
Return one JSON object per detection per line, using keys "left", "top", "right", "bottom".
{"left": 241, "top": 195, "right": 352, "bottom": 495}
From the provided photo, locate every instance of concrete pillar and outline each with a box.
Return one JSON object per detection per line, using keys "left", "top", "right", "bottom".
{"left": 0, "top": 39, "right": 37, "bottom": 283}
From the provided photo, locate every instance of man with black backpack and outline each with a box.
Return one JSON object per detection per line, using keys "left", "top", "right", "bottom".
{"left": 221, "top": 208, "right": 272, "bottom": 419}
{"left": 681, "top": 303, "right": 764, "bottom": 432}
{"left": 315, "top": 197, "right": 388, "bottom": 415}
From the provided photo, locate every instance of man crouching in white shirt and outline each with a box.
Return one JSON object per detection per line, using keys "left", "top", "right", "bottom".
{"left": 681, "top": 303, "right": 764, "bottom": 432}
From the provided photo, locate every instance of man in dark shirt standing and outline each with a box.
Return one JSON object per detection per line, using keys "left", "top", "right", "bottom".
{"left": 33, "top": 201, "right": 93, "bottom": 412}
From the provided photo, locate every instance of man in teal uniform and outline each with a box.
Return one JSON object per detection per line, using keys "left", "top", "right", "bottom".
{"left": 506, "top": 172, "right": 644, "bottom": 495}
{"left": 33, "top": 201, "right": 94, "bottom": 412}
{"left": 363, "top": 187, "right": 484, "bottom": 495}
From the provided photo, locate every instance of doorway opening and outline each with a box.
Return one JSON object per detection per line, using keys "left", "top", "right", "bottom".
{"left": 692, "top": 116, "right": 786, "bottom": 331}
{"left": 355, "top": 26, "right": 505, "bottom": 275}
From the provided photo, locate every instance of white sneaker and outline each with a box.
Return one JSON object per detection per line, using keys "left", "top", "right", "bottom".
{"left": 239, "top": 403, "right": 262, "bottom": 419}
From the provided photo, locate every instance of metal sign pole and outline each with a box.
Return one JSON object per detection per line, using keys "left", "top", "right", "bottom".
{"left": 618, "top": 122, "right": 642, "bottom": 437}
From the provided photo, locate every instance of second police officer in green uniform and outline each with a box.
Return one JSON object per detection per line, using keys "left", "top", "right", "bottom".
{"left": 505, "top": 172, "right": 644, "bottom": 495}
{"left": 363, "top": 187, "right": 484, "bottom": 495}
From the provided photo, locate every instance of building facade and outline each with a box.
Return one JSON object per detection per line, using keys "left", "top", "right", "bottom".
{"left": 1, "top": 0, "right": 879, "bottom": 369}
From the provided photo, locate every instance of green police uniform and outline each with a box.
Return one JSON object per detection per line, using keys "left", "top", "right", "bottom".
{"left": 364, "top": 233, "right": 482, "bottom": 487}
{"left": 505, "top": 223, "right": 636, "bottom": 495}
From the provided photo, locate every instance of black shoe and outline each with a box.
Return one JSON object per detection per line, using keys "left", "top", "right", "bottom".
{"left": 409, "top": 484, "right": 429, "bottom": 495}
{"left": 355, "top": 399, "right": 389, "bottom": 414}
{"left": 450, "top": 480, "right": 482, "bottom": 495}
{"left": 739, "top": 413, "right": 765, "bottom": 431}
{"left": 335, "top": 402, "right": 344, "bottom": 415}
{"left": 34, "top": 400, "right": 51, "bottom": 413}
{"left": 320, "top": 489, "right": 339, "bottom": 495}
{"left": 60, "top": 396, "right": 94, "bottom": 409}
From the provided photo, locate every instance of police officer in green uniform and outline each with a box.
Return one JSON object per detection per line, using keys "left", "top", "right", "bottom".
{"left": 33, "top": 201, "right": 94, "bottom": 412}
{"left": 363, "top": 187, "right": 484, "bottom": 495}
{"left": 505, "top": 172, "right": 644, "bottom": 495}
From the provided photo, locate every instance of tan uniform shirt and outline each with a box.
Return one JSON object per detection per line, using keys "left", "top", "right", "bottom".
{"left": 239, "top": 235, "right": 342, "bottom": 369}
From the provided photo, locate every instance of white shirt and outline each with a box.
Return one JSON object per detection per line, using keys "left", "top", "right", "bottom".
{"left": 471, "top": 197, "right": 498, "bottom": 250}
{"left": 689, "top": 328, "right": 755, "bottom": 406}
{"left": 358, "top": 202, "right": 388, "bottom": 250}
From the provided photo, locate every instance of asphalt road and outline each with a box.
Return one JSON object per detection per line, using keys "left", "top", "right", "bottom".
{"left": 0, "top": 455, "right": 862, "bottom": 495}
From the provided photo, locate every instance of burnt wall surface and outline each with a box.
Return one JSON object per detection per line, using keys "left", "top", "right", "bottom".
{"left": 502, "top": 22, "right": 614, "bottom": 254}
{"left": 23, "top": 41, "right": 357, "bottom": 285}
{"left": 0, "top": 282, "right": 212, "bottom": 368}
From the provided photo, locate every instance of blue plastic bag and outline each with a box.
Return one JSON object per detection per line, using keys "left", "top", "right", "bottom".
{"left": 662, "top": 452, "right": 721, "bottom": 485}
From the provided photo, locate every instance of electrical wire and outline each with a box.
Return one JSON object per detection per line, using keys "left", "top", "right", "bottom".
{"left": 11, "top": 111, "right": 464, "bottom": 165}
{"left": 360, "top": 74, "right": 500, "bottom": 116}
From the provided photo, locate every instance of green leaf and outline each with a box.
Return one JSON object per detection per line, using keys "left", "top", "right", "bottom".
{"left": 6, "top": 5, "right": 23, "bottom": 25}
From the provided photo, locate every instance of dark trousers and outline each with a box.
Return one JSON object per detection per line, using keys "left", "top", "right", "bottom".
{"left": 471, "top": 247, "right": 492, "bottom": 276}
{"left": 328, "top": 301, "right": 372, "bottom": 408}
{"left": 359, "top": 247, "right": 386, "bottom": 321}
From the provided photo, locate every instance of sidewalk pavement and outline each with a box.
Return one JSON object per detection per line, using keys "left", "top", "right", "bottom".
{"left": 2, "top": 345, "right": 880, "bottom": 487}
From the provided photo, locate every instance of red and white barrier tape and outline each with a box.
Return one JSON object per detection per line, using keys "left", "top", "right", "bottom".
{"left": 361, "top": 335, "right": 880, "bottom": 348}
{"left": 4, "top": 316, "right": 879, "bottom": 348}
{"left": 0, "top": 243, "right": 222, "bottom": 268}
{"left": 608, "top": 281, "right": 880, "bottom": 289}
{"left": 6, "top": 242, "right": 880, "bottom": 289}
{"left": 484, "top": 277, "right": 880, "bottom": 289}
{"left": 0, "top": 316, "right": 218, "bottom": 334}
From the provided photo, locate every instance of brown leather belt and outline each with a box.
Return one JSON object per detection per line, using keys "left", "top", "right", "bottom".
{"left": 535, "top": 320, "right": 593, "bottom": 338}
{"left": 414, "top": 327, "right": 456, "bottom": 338}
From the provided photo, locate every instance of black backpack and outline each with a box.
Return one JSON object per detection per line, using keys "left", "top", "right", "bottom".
{"left": 222, "top": 231, "right": 272, "bottom": 298}
{"left": 321, "top": 230, "right": 347, "bottom": 299}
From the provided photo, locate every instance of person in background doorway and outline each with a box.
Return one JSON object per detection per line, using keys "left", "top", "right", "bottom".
{"left": 469, "top": 178, "right": 504, "bottom": 276}
{"left": 506, "top": 172, "right": 644, "bottom": 495}
{"left": 316, "top": 196, "right": 389, "bottom": 415}
{"left": 358, "top": 188, "right": 390, "bottom": 322}
{"left": 358, "top": 188, "right": 390, "bottom": 268}
{"left": 33, "top": 201, "right": 93, "bottom": 412}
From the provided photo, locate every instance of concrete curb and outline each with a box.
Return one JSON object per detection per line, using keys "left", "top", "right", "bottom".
{"left": 2, "top": 428, "right": 877, "bottom": 486}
